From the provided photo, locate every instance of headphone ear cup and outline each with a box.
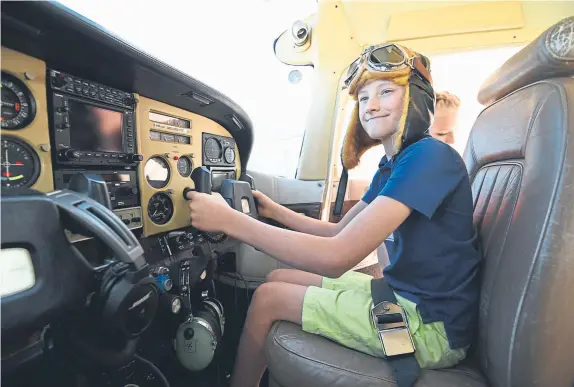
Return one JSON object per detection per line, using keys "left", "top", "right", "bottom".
{"left": 100, "top": 262, "right": 129, "bottom": 297}
{"left": 196, "top": 309, "right": 221, "bottom": 340}
{"left": 202, "top": 299, "right": 224, "bottom": 336}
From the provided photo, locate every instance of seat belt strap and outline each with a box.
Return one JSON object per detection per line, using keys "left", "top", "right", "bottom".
{"left": 332, "top": 167, "right": 348, "bottom": 217}
{"left": 371, "top": 278, "right": 420, "bottom": 387}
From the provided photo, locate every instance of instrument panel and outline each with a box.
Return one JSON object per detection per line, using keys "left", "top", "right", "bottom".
{"left": 137, "top": 96, "right": 241, "bottom": 236}
{"left": 1, "top": 47, "right": 54, "bottom": 192}
{"left": 1, "top": 45, "right": 241, "bottom": 237}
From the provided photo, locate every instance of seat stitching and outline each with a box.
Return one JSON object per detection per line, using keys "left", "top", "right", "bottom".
{"left": 479, "top": 164, "right": 523, "bottom": 365}
{"left": 482, "top": 166, "right": 514, "bottom": 258}
{"left": 271, "top": 326, "right": 397, "bottom": 384}
{"left": 473, "top": 168, "right": 488, "bottom": 210}
{"left": 470, "top": 127, "right": 479, "bottom": 179}
{"left": 475, "top": 166, "right": 501, "bottom": 233}
{"left": 507, "top": 80, "right": 570, "bottom": 385}
{"left": 471, "top": 161, "right": 523, "bottom": 367}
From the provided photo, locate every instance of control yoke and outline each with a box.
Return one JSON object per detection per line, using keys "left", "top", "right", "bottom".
{"left": 183, "top": 167, "right": 212, "bottom": 198}
{"left": 183, "top": 167, "right": 258, "bottom": 218}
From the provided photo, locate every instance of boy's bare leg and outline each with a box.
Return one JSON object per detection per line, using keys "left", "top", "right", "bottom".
{"left": 265, "top": 268, "right": 323, "bottom": 287}
{"left": 230, "top": 281, "right": 307, "bottom": 387}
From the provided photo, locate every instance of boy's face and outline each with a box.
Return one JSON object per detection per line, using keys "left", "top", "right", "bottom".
{"left": 429, "top": 106, "right": 458, "bottom": 145}
{"left": 357, "top": 79, "right": 406, "bottom": 141}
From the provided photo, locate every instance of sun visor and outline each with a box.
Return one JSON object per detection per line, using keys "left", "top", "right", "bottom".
{"left": 273, "top": 15, "right": 316, "bottom": 66}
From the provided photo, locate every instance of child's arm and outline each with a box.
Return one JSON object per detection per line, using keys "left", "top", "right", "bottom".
{"left": 188, "top": 192, "right": 410, "bottom": 278}
{"left": 271, "top": 199, "right": 368, "bottom": 237}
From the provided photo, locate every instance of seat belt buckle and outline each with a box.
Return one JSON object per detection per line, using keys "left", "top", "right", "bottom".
{"left": 371, "top": 301, "right": 416, "bottom": 358}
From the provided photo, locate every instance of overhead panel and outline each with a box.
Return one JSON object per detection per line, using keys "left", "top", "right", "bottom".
{"left": 388, "top": 2, "right": 524, "bottom": 42}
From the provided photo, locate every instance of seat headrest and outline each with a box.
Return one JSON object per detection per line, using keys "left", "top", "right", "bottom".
{"left": 478, "top": 16, "right": 574, "bottom": 105}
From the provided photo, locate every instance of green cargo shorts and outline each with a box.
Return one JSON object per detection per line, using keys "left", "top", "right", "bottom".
{"left": 301, "top": 271, "right": 467, "bottom": 369}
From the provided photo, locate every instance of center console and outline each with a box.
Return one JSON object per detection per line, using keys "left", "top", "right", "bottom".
{"left": 48, "top": 69, "right": 144, "bottom": 228}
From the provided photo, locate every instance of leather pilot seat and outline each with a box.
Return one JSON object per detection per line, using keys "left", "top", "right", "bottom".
{"left": 265, "top": 17, "right": 574, "bottom": 387}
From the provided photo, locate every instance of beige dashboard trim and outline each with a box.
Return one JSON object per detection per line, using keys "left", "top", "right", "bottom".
{"left": 136, "top": 95, "right": 241, "bottom": 237}
{"left": 1, "top": 46, "right": 54, "bottom": 193}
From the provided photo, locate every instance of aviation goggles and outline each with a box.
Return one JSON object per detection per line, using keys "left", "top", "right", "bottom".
{"left": 344, "top": 43, "right": 432, "bottom": 93}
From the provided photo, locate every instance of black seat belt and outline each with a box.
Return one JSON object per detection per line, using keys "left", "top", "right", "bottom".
{"left": 332, "top": 167, "right": 348, "bottom": 217}
{"left": 371, "top": 278, "right": 420, "bottom": 386}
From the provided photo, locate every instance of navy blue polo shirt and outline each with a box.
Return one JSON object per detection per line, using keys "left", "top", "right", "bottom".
{"left": 362, "top": 137, "right": 481, "bottom": 349}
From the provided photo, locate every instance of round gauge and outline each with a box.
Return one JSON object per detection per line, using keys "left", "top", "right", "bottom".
{"left": 148, "top": 192, "right": 174, "bottom": 225}
{"left": 177, "top": 156, "right": 193, "bottom": 177}
{"left": 224, "top": 147, "right": 236, "bottom": 164}
{"left": 145, "top": 156, "right": 170, "bottom": 189}
{"left": 204, "top": 138, "right": 222, "bottom": 160}
{"left": 1, "top": 72, "right": 36, "bottom": 130}
{"left": 1, "top": 137, "right": 40, "bottom": 189}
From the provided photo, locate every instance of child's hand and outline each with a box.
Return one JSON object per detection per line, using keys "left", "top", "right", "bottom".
{"left": 186, "top": 191, "right": 234, "bottom": 232}
{"left": 252, "top": 190, "right": 278, "bottom": 219}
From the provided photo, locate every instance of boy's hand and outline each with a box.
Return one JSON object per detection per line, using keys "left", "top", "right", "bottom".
{"left": 252, "top": 190, "right": 279, "bottom": 219}
{"left": 186, "top": 191, "right": 234, "bottom": 232}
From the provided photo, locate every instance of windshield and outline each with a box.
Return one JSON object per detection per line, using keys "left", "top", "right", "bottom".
{"left": 59, "top": 0, "right": 317, "bottom": 177}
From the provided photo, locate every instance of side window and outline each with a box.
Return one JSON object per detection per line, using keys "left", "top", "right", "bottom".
{"left": 428, "top": 44, "right": 526, "bottom": 155}
{"left": 241, "top": 65, "right": 315, "bottom": 178}
{"left": 348, "top": 44, "right": 526, "bottom": 181}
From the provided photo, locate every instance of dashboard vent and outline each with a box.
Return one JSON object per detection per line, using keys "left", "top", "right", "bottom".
{"left": 182, "top": 91, "right": 214, "bottom": 106}
{"left": 226, "top": 114, "right": 244, "bottom": 131}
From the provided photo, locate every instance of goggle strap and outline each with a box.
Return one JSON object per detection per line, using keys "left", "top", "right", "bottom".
{"left": 412, "top": 56, "right": 433, "bottom": 85}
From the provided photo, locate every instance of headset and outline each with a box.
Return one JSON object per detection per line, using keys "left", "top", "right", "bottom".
{"left": 47, "top": 184, "right": 159, "bottom": 368}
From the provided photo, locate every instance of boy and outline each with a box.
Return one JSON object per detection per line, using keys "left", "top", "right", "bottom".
{"left": 187, "top": 44, "right": 480, "bottom": 387}
{"left": 429, "top": 91, "right": 461, "bottom": 145}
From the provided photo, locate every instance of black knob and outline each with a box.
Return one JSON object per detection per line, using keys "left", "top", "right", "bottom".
{"left": 184, "top": 328, "right": 195, "bottom": 340}
{"left": 159, "top": 293, "right": 182, "bottom": 315}
{"left": 57, "top": 106, "right": 70, "bottom": 113}
{"left": 131, "top": 154, "right": 143, "bottom": 162}
{"left": 59, "top": 149, "right": 80, "bottom": 161}
{"left": 131, "top": 187, "right": 139, "bottom": 195}
{"left": 183, "top": 187, "right": 194, "bottom": 200}
{"left": 51, "top": 75, "right": 66, "bottom": 88}
{"left": 123, "top": 97, "right": 136, "bottom": 107}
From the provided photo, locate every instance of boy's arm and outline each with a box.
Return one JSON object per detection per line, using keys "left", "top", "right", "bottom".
{"left": 223, "top": 195, "right": 410, "bottom": 278}
{"left": 270, "top": 200, "right": 368, "bottom": 237}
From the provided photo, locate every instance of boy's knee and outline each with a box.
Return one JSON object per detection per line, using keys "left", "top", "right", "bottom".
{"left": 251, "top": 282, "right": 279, "bottom": 312}
{"left": 265, "top": 269, "right": 287, "bottom": 283}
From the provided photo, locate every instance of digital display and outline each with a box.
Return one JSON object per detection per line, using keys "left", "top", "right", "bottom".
{"left": 69, "top": 100, "right": 123, "bottom": 152}
{"left": 149, "top": 129, "right": 191, "bottom": 144}
{"left": 149, "top": 112, "right": 190, "bottom": 129}
{"left": 101, "top": 173, "right": 131, "bottom": 182}
{"left": 149, "top": 130, "right": 162, "bottom": 141}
